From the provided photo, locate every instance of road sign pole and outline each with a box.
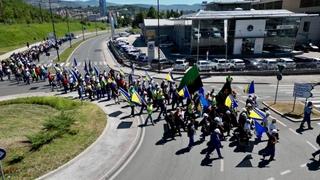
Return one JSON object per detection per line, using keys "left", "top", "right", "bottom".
{"left": 0, "top": 161, "right": 4, "bottom": 180}
{"left": 292, "top": 95, "right": 297, "bottom": 112}
{"left": 274, "top": 80, "right": 280, "bottom": 104}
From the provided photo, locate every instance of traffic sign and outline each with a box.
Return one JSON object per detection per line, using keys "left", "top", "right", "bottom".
{"left": 0, "top": 149, "right": 6, "bottom": 160}
{"left": 277, "top": 73, "right": 282, "bottom": 81}
{"left": 293, "top": 83, "right": 313, "bottom": 98}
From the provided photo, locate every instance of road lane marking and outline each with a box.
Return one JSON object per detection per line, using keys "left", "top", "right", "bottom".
{"left": 280, "top": 170, "right": 291, "bottom": 175}
{"left": 317, "top": 123, "right": 320, "bottom": 126}
{"left": 270, "top": 116, "right": 287, "bottom": 127}
{"left": 289, "top": 128, "right": 299, "bottom": 135}
{"left": 306, "top": 141, "right": 318, "bottom": 150}
{"left": 220, "top": 159, "right": 224, "bottom": 172}
{"left": 47, "top": 63, "right": 52, "bottom": 67}
{"left": 65, "top": 62, "right": 70, "bottom": 66}
{"left": 267, "top": 177, "right": 275, "bottom": 180}
{"left": 300, "top": 163, "right": 307, "bottom": 168}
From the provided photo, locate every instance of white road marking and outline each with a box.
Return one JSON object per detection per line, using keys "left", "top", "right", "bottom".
{"left": 317, "top": 123, "right": 320, "bottom": 126}
{"left": 60, "top": 63, "right": 65, "bottom": 66}
{"left": 315, "top": 105, "right": 320, "bottom": 108}
{"left": 266, "top": 177, "right": 275, "bottom": 180}
{"left": 280, "top": 169, "right": 291, "bottom": 175}
{"left": 65, "top": 62, "right": 70, "bottom": 67}
{"left": 306, "top": 141, "right": 318, "bottom": 150}
{"left": 300, "top": 163, "right": 307, "bottom": 168}
{"left": 220, "top": 159, "right": 224, "bottom": 172}
{"left": 289, "top": 128, "right": 299, "bottom": 135}
{"left": 270, "top": 116, "right": 287, "bottom": 127}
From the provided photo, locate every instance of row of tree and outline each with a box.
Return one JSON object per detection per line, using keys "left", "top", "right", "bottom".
{"left": 131, "top": 6, "right": 183, "bottom": 28}
{"left": 0, "top": 0, "right": 62, "bottom": 24}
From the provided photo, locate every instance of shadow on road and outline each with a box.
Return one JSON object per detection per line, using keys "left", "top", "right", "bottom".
{"left": 175, "top": 147, "right": 190, "bottom": 155}
{"left": 200, "top": 156, "right": 220, "bottom": 167}
{"left": 307, "top": 158, "right": 320, "bottom": 171}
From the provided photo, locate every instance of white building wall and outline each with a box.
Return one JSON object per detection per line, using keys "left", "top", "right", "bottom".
{"left": 296, "top": 16, "right": 320, "bottom": 45}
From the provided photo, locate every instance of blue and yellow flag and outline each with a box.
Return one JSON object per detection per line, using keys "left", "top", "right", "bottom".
{"left": 244, "top": 81, "right": 255, "bottom": 94}
{"left": 119, "top": 87, "right": 131, "bottom": 102}
{"left": 254, "top": 119, "right": 266, "bottom": 138}
{"left": 178, "top": 86, "right": 190, "bottom": 99}
{"left": 225, "top": 95, "right": 238, "bottom": 109}
{"left": 165, "top": 72, "right": 174, "bottom": 82}
{"left": 131, "top": 91, "right": 142, "bottom": 105}
{"left": 249, "top": 107, "right": 266, "bottom": 120}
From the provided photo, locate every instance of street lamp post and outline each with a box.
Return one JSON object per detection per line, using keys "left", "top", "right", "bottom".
{"left": 48, "top": 0, "right": 60, "bottom": 62}
{"left": 66, "top": 8, "right": 72, "bottom": 48}
{"left": 157, "top": 0, "right": 160, "bottom": 73}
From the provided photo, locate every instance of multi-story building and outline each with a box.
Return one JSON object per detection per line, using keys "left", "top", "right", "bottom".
{"left": 99, "top": 0, "right": 107, "bottom": 17}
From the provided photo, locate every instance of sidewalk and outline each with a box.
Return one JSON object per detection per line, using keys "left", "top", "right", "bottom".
{"left": 0, "top": 30, "right": 108, "bottom": 61}
{"left": 0, "top": 91, "right": 143, "bottom": 180}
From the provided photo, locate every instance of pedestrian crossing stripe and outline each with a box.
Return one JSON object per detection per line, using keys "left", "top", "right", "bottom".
{"left": 65, "top": 62, "right": 70, "bottom": 66}
{"left": 78, "top": 62, "right": 82, "bottom": 66}
{"left": 60, "top": 63, "right": 65, "bottom": 66}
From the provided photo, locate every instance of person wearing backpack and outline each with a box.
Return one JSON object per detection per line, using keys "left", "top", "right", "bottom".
{"left": 311, "top": 133, "right": 320, "bottom": 161}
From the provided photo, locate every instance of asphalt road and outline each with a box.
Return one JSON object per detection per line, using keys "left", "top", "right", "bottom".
{"left": 0, "top": 34, "right": 319, "bottom": 180}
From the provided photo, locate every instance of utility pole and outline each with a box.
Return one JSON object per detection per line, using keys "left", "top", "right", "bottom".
{"left": 157, "top": 0, "right": 160, "bottom": 73}
{"left": 49, "top": 0, "right": 60, "bottom": 62}
{"left": 66, "top": 8, "right": 72, "bottom": 48}
{"left": 95, "top": 20, "right": 98, "bottom": 36}
{"left": 39, "top": 1, "right": 43, "bottom": 23}
{"left": 81, "top": 14, "right": 85, "bottom": 41}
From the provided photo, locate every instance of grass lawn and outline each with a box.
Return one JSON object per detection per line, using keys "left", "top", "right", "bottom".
{"left": 55, "top": 39, "right": 84, "bottom": 63}
{"left": 265, "top": 101, "right": 320, "bottom": 119}
{"left": 0, "top": 22, "right": 109, "bottom": 55}
{"left": 0, "top": 96, "right": 106, "bottom": 179}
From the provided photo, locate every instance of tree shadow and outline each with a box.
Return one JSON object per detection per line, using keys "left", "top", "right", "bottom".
{"left": 306, "top": 158, "right": 320, "bottom": 171}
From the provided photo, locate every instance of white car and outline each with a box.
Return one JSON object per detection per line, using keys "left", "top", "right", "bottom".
{"left": 196, "top": 60, "right": 213, "bottom": 71}
{"left": 277, "top": 58, "right": 296, "bottom": 69}
{"left": 174, "top": 59, "right": 189, "bottom": 71}
{"left": 261, "top": 59, "right": 278, "bottom": 70}
{"left": 228, "top": 59, "right": 245, "bottom": 70}
{"left": 211, "top": 59, "right": 229, "bottom": 71}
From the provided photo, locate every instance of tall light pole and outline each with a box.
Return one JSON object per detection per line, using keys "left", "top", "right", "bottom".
{"left": 48, "top": 0, "right": 60, "bottom": 62}
{"left": 157, "top": 0, "right": 160, "bottom": 73}
{"left": 66, "top": 8, "right": 72, "bottom": 48}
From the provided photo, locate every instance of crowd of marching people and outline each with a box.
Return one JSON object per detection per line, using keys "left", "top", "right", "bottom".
{"left": 26, "top": 62, "right": 280, "bottom": 161}
{"left": 0, "top": 39, "right": 61, "bottom": 83}
{"left": 1, "top": 52, "right": 319, "bottom": 162}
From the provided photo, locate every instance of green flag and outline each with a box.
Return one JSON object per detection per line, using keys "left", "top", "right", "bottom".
{"left": 178, "top": 65, "right": 203, "bottom": 94}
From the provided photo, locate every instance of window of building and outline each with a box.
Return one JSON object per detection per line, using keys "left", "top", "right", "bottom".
{"left": 303, "top": 21, "right": 310, "bottom": 32}
{"left": 300, "top": 0, "right": 320, "bottom": 8}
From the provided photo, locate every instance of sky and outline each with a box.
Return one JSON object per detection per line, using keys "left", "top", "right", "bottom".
{"left": 65, "top": 0, "right": 246, "bottom": 5}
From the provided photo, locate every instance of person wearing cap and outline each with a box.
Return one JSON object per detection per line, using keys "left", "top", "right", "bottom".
{"left": 199, "top": 113, "right": 210, "bottom": 141}
{"left": 263, "top": 129, "right": 278, "bottom": 161}
{"left": 207, "top": 128, "right": 223, "bottom": 159}
{"left": 145, "top": 100, "right": 154, "bottom": 126}
{"left": 299, "top": 101, "right": 313, "bottom": 130}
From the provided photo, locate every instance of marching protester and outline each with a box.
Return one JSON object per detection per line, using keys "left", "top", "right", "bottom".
{"left": 299, "top": 101, "right": 313, "bottom": 130}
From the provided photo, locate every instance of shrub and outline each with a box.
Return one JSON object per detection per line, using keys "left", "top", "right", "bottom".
{"left": 27, "top": 132, "right": 57, "bottom": 151}
{"left": 8, "top": 154, "right": 24, "bottom": 165}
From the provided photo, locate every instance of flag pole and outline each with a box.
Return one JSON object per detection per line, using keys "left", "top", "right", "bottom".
{"left": 196, "top": 19, "right": 200, "bottom": 65}
{"left": 224, "top": 19, "right": 228, "bottom": 72}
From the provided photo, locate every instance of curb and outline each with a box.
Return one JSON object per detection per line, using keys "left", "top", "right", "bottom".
{"left": 100, "top": 109, "right": 145, "bottom": 180}
{"left": 262, "top": 101, "right": 320, "bottom": 122}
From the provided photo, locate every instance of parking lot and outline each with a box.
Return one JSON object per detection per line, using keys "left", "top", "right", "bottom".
{"left": 110, "top": 32, "right": 320, "bottom": 73}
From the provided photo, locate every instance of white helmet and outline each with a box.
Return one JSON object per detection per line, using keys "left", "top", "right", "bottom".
{"left": 226, "top": 110, "right": 231, "bottom": 115}
{"left": 271, "top": 129, "right": 277, "bottom": 134}
{"left": 214, "top": 128, "right": 221, "bottom": 134}
{"left": 203, "top": 113, "right": 209, "bottom": 117}
{"left": 214, "top": 117, "right": 220, "bottom": 122}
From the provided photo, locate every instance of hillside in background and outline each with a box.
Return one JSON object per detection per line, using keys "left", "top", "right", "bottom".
{"left": 0, "top": 0, "right": 63, "bottom": 24}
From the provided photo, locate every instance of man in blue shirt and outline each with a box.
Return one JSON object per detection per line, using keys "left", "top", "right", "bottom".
{"left": 299, "top": 101, "right": 313, "bottom": 130}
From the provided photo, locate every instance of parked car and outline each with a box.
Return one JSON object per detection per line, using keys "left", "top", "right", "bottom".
{"left": 228, "top": 59, "right": 245, "bottom": 70}
{"left": 151, "top": 58, "right": 172, "bottom": 69}
{"left": 196, "top": 60, "right": 213, "bottom": 71}
{"left": 174, "top": 58, "right": 189, "bottom": 71}
{"left": 119, "top": 32, "right": 130, "bottom": 37}
{"left": 211, "top": 58, "right": 229, "bottom": 71}
{"left": 243, "top": 58, "right": 263, "bottom": 70}
{"left": 313, "top": 58, "right": 320, "bottom": 68}
{"left": 260, "top": 58, "right": 278, "bottom": 70}
{"left": 277, "top": 58, "right": 296, "bottom": 69}
{"left": 137, "top": 53, "right": 148, "bottom": 62}
{"left": 308, "top": 43, "right": 319, "bottom": 51}
{"left": 294, "top": 56, "right": 318, "bottom": 69}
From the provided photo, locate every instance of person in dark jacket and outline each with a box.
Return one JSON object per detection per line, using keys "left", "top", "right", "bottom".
{"left": 206, "top": 128, "right": 223, "bottom": 159}
{"left": 299, "top": 101, "right": 313, "bottom": 130}
{"left": 312, "top": 133, "right": 320, "bottom": 161}
{"left": 187, "top": 121, "right": 196, "bottom": 149}
{"left": 262, "top": 129, "right": 278, "bottom": 161}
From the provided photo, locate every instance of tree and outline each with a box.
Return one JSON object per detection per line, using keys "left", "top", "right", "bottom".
{"left": 147, "top": 6, "right": 157, "bottom": 18}
{"left": 132, "top": 11, "right": 146, "bottom": 28}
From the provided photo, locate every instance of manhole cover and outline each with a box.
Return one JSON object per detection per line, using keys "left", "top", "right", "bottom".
{"left": 117, "top": 121, "right": 133, "bottom": 129}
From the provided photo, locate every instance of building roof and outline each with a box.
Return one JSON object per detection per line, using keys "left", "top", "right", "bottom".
{"left": 207, "top": 0, "right": 255, "bottom": 5}
{"left": 180, "top": 9, "right": 318, "bottom": 19}
{"left": 143, "top": 19, "right": 175, "bottom": 27}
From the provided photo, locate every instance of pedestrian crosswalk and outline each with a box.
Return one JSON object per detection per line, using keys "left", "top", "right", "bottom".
{"left": 38, "top": 61, "right": 108, "bottom": 68}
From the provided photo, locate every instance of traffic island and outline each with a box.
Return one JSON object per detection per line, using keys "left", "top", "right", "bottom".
{"left": 263, "top": 101, "right": 320, "bottom": 122}
{"left": 0, "top": 96, "right": 106, "bottom": 179}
